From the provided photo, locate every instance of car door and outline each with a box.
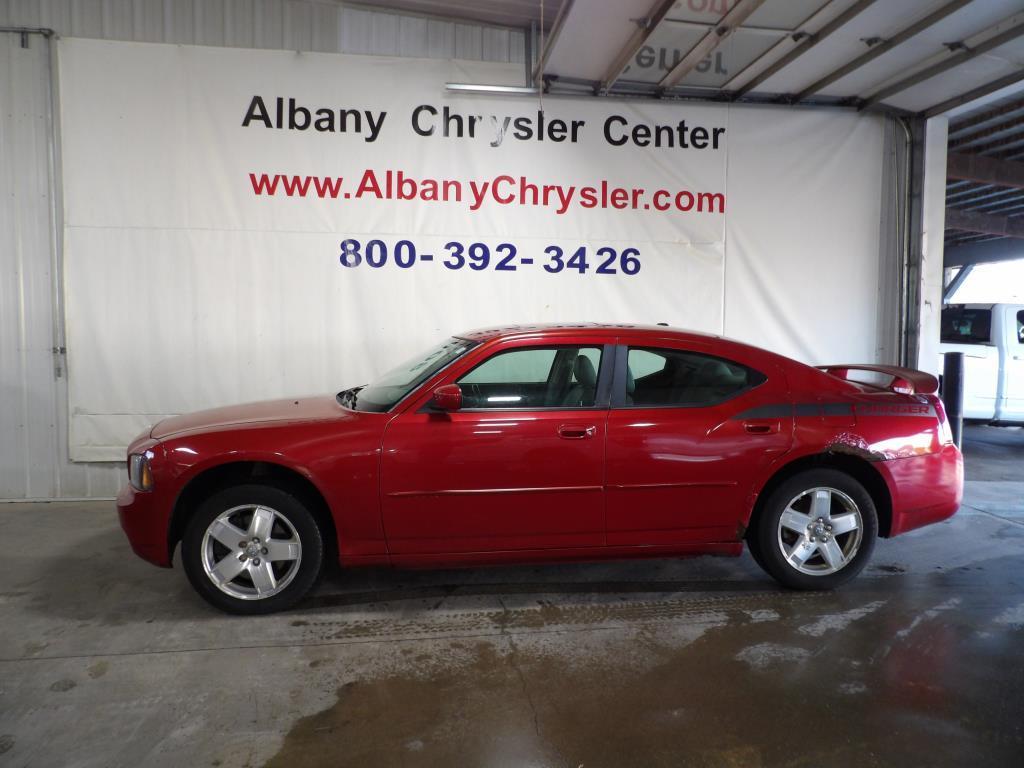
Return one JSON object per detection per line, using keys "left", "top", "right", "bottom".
{"left": 380, "top": 339, "right": 612, "bottom": 557}
{"left": 997, "top": 307, "right": 1024, "bottom": 421}
{"left": 605, "top": 341, "right": 793, "bottom": 546}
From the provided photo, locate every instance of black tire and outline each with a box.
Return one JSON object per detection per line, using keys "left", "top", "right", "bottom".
{"left": 181, "top": 484, "right": 324, "bottom": 614}
{"left": 746, "top": 529, "right": 769, "bottom": 572}
{"left": 755, "top": 468, "right": 878, "bottom": 590}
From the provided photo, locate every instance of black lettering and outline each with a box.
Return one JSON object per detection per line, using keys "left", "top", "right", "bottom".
{"left": 548, "top": 118, "right": 567, "bottom": 142}
{"left": 412, "top": 104, "right": 436, "bottom": 136}
{"left": 338, "top": 109, "right": 361, "bottom": 134}
{"left": 604, "top": 115, "right": 628, "bottom": 146}
{"left": 364, "top": 111, "right": 385, "bottom": 142}
{"left": 512, "top": 116, "right": 533, "bottom": 140}
{"left": 314, "top": 108, "right": 335, "bottom": 132}
{"left": 288, "top": 98, "right": 310, "bottom": 130}
{"left": 632, "top": 123, "right": 651, "bottom": 147}
{"left": 242, "top": 95, "right": 273, "bottom": 128}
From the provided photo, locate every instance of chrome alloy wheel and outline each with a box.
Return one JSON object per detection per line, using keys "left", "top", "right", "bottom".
{"left": 776, "top": 487, "right": 863, "bottom": 576}
{"left": 200, "top": 504, "right": 302, "bottom": 600}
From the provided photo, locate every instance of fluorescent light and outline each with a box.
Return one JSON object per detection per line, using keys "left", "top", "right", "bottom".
{"left": 445, "top": 83, "right": 540, "bottom": 95}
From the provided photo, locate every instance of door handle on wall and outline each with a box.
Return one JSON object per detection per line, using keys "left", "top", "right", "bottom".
{"left": 558, "top": 424, "right": 596, "bottom": 439}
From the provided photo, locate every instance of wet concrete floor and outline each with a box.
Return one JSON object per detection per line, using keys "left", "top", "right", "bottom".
{"left": 1, "top": 425, "right": 1022, "bottom": 767}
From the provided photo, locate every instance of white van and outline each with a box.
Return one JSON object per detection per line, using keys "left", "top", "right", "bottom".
{"left": 939, "top": 303, "right": 1024, "bottom": 424}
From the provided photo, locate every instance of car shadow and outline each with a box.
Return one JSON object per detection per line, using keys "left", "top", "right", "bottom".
{"left": 304, "top": 554, "right": 779, "bottom": 611}
{"left": 20, "top": 521, "right": 779, "bottom": 622}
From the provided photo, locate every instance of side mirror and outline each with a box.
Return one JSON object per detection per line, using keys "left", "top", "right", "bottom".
{"left": 431, "top": 384, "right": 462, "bottom": 411}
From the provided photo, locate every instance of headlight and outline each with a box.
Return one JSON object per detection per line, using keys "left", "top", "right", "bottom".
{"left": 128, "top": 452, "right": 154, "bottom": 491}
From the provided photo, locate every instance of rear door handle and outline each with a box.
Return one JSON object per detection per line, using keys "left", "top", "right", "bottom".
{"left": 743, "top": 420, "right": 779, "bottom": 435}
{"left": 558, "top": 424, "right": 596, "bottom": 439}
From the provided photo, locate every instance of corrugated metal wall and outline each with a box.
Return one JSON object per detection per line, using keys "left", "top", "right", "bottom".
{"left": 0, "top": 0, "right": 526, "bottom": 500}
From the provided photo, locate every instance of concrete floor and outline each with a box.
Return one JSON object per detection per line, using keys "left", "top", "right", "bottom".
{"left": 1, "top": 425, "right": 1023, "bottom": 767}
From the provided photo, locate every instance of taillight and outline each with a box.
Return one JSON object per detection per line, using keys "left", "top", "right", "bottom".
{"left": 932, "top": 396, "right": 954, "bottom": 445}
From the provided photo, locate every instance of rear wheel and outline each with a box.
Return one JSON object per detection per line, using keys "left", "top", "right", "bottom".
{"left": 755, "top": 469, "right": 877, "bottom": 590}
{"left": 182, "top": 484, "right": 323, "bottom": 614}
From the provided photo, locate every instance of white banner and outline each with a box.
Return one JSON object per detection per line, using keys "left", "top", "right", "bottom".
{"left": 59, "top": 38, "right": 883, "bottom": 460}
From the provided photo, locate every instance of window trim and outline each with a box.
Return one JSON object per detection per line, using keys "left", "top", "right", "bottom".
{"left": 425, "top": 343, "right": 616, "bottom": 413}
{"left": 610, "top": 344, "right": 766, "bottom": 410}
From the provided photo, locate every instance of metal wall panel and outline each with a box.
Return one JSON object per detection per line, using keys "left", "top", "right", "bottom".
{"left": 0, "top": 0, "right": 525, "bottom": 58}
{"left": 0, "top": 1, "right": 526, "bottom": 499}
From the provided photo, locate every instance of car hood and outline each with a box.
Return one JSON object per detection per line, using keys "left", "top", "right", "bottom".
{"left": 150, "top": 395, "right": 344, "bottom": 439}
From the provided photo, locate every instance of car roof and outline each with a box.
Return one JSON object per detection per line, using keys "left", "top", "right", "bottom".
{"left": 456, "top": 323, "right": 723, "bottom": 343}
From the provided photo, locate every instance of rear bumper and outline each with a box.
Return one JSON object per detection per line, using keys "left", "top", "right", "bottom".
{"left": 882, "top": 443, "right": 963, "bottom": 537}
{"left": 117, "top": 484, "right": 173, "bottom": 567}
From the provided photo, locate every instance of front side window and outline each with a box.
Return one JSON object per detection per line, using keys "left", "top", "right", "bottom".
{"left": 624, "top": 347, "right": 764, "bottom": 407}
{"left": 457, "top": 345, "right": 603, "bottom": 409}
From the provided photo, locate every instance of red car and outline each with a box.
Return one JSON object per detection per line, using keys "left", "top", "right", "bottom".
{"left": 118, "top": 324, "right": 963, "bottom": 614}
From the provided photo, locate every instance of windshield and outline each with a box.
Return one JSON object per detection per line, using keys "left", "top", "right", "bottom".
{"left": 340, "top": 337, "right": 477, "bottom": 412}
{"left": 941, "top": 307, "right": 991, "bottom": 345}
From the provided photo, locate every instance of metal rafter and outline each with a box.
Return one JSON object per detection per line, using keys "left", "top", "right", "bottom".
{"left": 532, "top": 0, "right": 575, "bottom": 85}
{"left": 658, "top": 0, "right": 767, "bottom": 90}
{"left": 949, "top": 186, "right": 1024, "bottom": 208}
{"left": 945, "top": 208, "right": 1024, "bottom": 239}
{"left": 970, "top": 198, "right": 1024, "bottom": 216}
{"left": 599, "top": 0, "right": 678, "bottom": 93}
{"left": 729, "top": 0, "right": 877, "bottom": 100}
{"left": 950, "top": 114, "right": 1024, "bottom": 151}
{"left": 921, "top": 69, "right": 1024, "bottom": 118}
{"left": 792, "top": 0, "right": 971, "bottom": 102}
{"left": 949, "top": 99, "right": 1024, "bottom": 138}
{"left": 863, "top": 19, "right": 1024, "bottom": 111}
{"left": 971, "top": 133, "right": 1024, "bottom": 158}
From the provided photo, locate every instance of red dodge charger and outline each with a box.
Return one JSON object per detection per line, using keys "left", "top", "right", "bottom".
{"left": 118, "top": 324, "right": 963, "bottom": 613}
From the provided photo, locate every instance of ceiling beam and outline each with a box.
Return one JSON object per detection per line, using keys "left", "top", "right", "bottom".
{"left": 920, "top": 69, "right": 1024, "bottom": 119}
{"left": 945, "top": 208, "right": 1024, "bottom": 239}
{"left": 532, "top": 0, "right": 574, "bottom": 85}
{"left": 599, "top": 0, "right": 678, "bottom": 93}
{"left": 950, "top": 113, "right": 1024, "bottom": 151}
{"left": 658, "top": 0, "right": 767, "bottom": 90}
{"left": 863, "top": 19, "right": 1024, "bottom": 111}
{"left": 949, "top": 98, "right": 1024, "bottom": 138}
{"left": 967, "top": 132, "right": 1024, "bottom": 158}
{"left": 792, "top": 0, "right": 971, "bottom": 102}
{"left": 730, "top": 0, "right": 877, "bottom": 100}
{"left": 947, "top": 152, "right": 1024, "bottom": 189}
{"left": 945, "top": 236, "right": 1024, "bottom": 267}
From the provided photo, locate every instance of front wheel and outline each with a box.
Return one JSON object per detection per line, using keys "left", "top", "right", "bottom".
{"left": 755, "top": 469, "right": 878, "bottom": 590}
{"left": 181, "top": 484, "right": 324, "bottom": 614}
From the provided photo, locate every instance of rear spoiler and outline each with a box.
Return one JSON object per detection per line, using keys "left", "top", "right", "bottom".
{"left": 817, "top": 364, "right": 939, "bottom": 396}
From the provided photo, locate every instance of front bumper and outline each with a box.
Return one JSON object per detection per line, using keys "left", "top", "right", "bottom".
{"left": 117, "top": 483, "right": 173, "bottom": 567}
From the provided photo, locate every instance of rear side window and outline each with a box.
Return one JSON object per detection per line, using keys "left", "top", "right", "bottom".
{"left": 1017, "top": 310, "right": 1023, "bottom": 344}
{"left": 458, "top": 345, "right": 603, "bottom": 409}
{"left": 624, "top": 347, "right": 765, "bottom": 407}
{"left": 941, "top": 307, "right": 991, "bottom": 344}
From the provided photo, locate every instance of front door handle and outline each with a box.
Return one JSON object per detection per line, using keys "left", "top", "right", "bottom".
{"left": 743, "top": 420, "right": 779, "bottom": 435}
{"left": 558, "top": 424, "right": 596, "bottom": 439}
